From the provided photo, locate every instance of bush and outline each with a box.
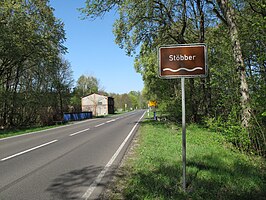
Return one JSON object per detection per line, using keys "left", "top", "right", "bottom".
{"left": 204, "top": 107, "right": 250, "bottom": 152}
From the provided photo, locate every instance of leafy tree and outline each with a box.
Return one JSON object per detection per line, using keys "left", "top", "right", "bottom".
{"left": 128, "top": 91, "right": 143, "bottom": 109}
{"left": 237, "top": 0, "right": 266, "bottom": 154}
{"left": 110, "top": 91, "right": 145, "bottom": 111}
{"left": 69, "top": 75, "right": 100, "bottom": 112}
{"left": 0, "top": 0, "right": 70, "bottom": 128}
{"left": 81, "top": 0, "right": 265, "bottom": 155}
{"left": 206, "top": 0, "right": 251, "bottom": 128}
{"left": 76, "top": 75, "right": 99, "bottom": 96}
{"left": 51, "top": 57, "right": 74, "bottom": 117}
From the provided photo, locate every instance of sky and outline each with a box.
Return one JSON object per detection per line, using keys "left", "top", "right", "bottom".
{"left": 49, "top": 0, "right": 144, "bottom": 94}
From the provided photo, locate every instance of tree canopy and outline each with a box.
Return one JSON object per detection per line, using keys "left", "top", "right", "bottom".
{"left": 0, "top": 0, "right": 73, "bottom": 128}
{"left": 81, "top": 0, "right": 266, "bottom": 156}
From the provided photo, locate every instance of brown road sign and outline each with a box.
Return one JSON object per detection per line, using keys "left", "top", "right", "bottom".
{"left": 159, "top": 44, "right": 207, "bottom": 78}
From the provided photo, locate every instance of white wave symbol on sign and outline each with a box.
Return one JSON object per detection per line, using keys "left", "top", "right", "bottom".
{"left": 163, "top": 67, "right": 203, "bottom": 72}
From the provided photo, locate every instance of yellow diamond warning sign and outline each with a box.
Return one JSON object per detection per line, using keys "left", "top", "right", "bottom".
{"left": 148, "top": 101, "right": 157, "bottom": 107}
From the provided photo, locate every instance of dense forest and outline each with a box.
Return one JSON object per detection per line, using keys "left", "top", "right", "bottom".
{"left": 81, "top": 0, "right": 265, "bottom": 156}
{"left": 0, "top": 0, "right": 73, "bottom": 127}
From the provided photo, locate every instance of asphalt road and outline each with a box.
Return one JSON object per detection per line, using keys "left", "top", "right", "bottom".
{"left": 0, "top": 110, "right": 146, "bottom": 200}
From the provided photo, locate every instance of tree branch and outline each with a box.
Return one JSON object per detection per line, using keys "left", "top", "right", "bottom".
{"left": 205, "top": 0, "right": 228, "bottom": 26}
{"left": 249, "top": 2, "right": 266, "bottom": 17}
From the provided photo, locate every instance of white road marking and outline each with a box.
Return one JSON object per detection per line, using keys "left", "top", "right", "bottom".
{"left": 69, "top": 128, "right": 91, "bottom": 136}
{"left": 0, "top": 119, "right": 98, "bottom": 141}
{"left": 94, "top": 123, "right": 106, "bottom": 128}
{"left": 0, "top": 112, "right": 133, "bottom": 141}
{"left": 82, "top": 111, "right": 146, "bottom": 199}
{"left": 106, "top": 119, "right": 116, "bottom": 123}
{"left": 1, "top": 140, "right": 58, "bottom": 161}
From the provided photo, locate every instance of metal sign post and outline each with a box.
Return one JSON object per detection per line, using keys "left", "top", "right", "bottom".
{"left": 158, "top": 43, "right": 207, "bottom": 191}
{"left": 181, "top": 77, "right": 186, "bottom": 190}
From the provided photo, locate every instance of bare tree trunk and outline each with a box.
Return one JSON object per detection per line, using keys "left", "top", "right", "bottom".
{"left": 218, "top": 0, "right": 251, "bottom": 128}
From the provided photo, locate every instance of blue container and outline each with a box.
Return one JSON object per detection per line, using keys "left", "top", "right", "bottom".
{"left": 63, "top": 112, "right": 93, "bottom": 122}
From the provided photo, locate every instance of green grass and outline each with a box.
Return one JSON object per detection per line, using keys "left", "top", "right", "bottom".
{"left": 102, "top": 119, "right": 266, "bottom": 200}
{"left": 0, "top": 111, "right": 128, "bottom": 139}
{"left": 0, "top": 124, "right": 63, "bottom": 139}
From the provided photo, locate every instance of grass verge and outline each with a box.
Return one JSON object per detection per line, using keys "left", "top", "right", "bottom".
{"left": 0, "top": 111, "right": 128, "bottom": 139}
{"left": 102, "top": 118, "right": 266, "bottom": 200}
{"left": 0, "top": 124, "right": 64, "bottom": 139}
